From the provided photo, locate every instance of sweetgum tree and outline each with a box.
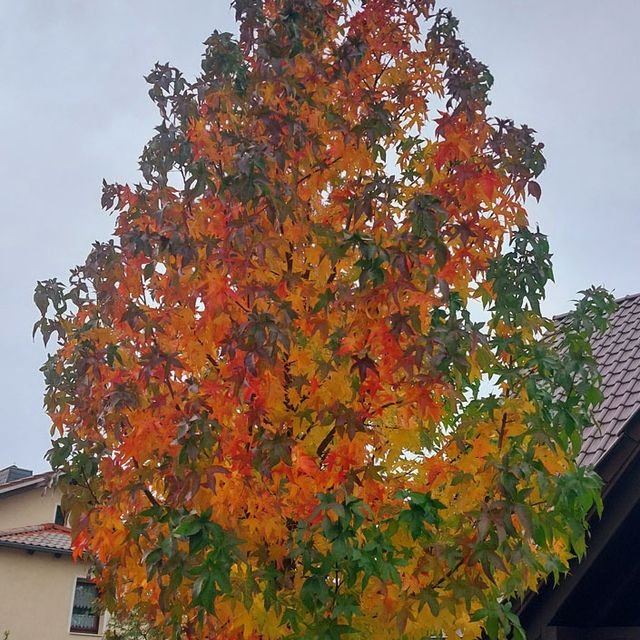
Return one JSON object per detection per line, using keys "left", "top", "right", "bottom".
{"left": 35, "top": 1, "right": 614, "bottom": 638}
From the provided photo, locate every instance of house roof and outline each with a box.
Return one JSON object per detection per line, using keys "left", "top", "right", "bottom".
{"left": 0, "top": 465, "right": 33, "bottom": 485}
{"left": 520, "top": 292, "right": 640, "bottom": 634}
{"left": 0, "top": 471, "right": 52, "bottom": 497}
{"left": 559, "top": 292, "right": 640, "bottom": 467}
{"left": 0, "top": 523, "right": 72, "bottom": 555}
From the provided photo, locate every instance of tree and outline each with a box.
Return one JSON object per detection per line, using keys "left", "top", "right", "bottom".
{"left": 35, "top": 1, "right": 614, "bottom": 638}
{"left": 105, "top": 611, "right": 164, "bottom": 640}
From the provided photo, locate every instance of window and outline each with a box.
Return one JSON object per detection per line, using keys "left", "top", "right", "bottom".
{"left": 70, "top": 579, "right": 100, "bottom": 634}
{"left": 55, "top": 504, "right": 65, "bottom": 526}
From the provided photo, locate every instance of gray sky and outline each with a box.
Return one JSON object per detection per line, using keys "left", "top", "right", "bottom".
{"left": 1, "top": 1, "right": 638, "bottom": 472}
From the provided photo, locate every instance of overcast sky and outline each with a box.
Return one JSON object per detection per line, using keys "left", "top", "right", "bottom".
{"left": 1, "top": 1, "right": 638, "bottom": 472}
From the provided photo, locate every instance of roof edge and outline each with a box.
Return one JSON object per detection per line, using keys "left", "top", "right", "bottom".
{"left": 0, "top": 522, "right": 73, "bottom": 556}
{"left": 0, "top": 471, "right": 53, "bottom": 496}
{"left": 0, "top": 539, "right": 73, "bottom": 556}
{"left": 0, "top": 523, "right": 71, "bottom": 536}
{"left": 552, "top": 290, "right": 640, "bottom": 321}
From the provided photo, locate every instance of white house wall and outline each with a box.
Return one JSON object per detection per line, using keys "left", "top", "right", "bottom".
{"left": 0, "top": 547, "right": 105, "bottom": 640}
{"left": 0, "top": 487, "right": 61, "bottom": 530}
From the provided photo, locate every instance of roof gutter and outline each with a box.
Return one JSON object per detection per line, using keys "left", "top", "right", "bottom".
{"left": 0, "top": 540, "right": 72, "bottom": 556}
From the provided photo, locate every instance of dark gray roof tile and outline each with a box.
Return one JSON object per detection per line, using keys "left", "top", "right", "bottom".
{"left": 563, "top": 293, "right": 640, "bottom": 466}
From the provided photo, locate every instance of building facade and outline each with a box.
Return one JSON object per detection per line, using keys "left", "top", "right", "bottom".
{"left": 0, "top": 467, "right": 107, "bottom": 640}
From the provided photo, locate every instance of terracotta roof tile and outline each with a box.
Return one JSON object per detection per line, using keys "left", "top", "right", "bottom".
{"left": 0, "top": 523, "right": 72, "bottom": 554}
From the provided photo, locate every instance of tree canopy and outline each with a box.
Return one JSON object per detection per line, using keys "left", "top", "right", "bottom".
{"left": 35, "top": 1, "right": 614, "bottom": 638}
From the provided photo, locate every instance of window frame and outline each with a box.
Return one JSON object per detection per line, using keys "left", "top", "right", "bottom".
{"left": 69, "top": 577, "right": 101, "bottom": 635}
{"left": 54, "top": 504, "right": 66, "bottom": 526}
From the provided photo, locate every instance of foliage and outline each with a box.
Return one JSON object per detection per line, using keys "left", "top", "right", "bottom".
{"left": 105, "top": 611, "right": 164, "bottom": 640}
{"left": 35, "top": 1, "right": 615, "bottom": 638}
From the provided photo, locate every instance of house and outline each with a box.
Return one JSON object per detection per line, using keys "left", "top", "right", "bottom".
{"left": 520, "top": 293, "right": 640, "bottom": 639}
{"left": 0, "top": 466, "right": 107, "bottom": 639}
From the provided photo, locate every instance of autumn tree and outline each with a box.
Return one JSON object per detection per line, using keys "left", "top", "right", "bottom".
{"left": 35, "top": 1, "right": 614, "bottom": 638}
